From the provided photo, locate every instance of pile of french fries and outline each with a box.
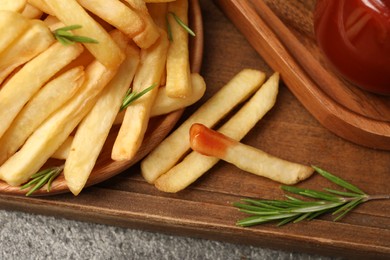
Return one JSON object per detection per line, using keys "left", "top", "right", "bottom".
{"left": 0, "top": 0, "right": 205, "bottom": 195}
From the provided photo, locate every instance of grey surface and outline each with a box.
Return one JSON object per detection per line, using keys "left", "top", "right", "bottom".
{"left": 0, "top": 209, "right": 339, "bottom": 260}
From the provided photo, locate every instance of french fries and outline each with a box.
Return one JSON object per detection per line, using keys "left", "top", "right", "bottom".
{"left": 141, "top": 69, "right": 266, "bottom": 184}
{"left": 65, "top": 33, "right": 140, "bottom": 195}
{"left": 21, "top": 3, "right": 43, "bottom": 19}
{"left": 0, "top": 57, "right": 118, "bottom": 186}
{"left": 43, "top": 0, "right": 125, "bottom": 69}
{"left": 0, "top": 19, "right": 55, "bottom": 84}
{"left": 154, "top": 72, "right": 281, "bottom": 192}
{"left": 165, "top": 0, "right": 192, "bottom": 98}
{"left": 0, "top": 66, "right": 85, "bottom": 165}
{"left": 112, "top": 29, "right": 169, "bottom": 161}
{"left": 189, "top": 124, "right": 314, "bottom": 185}
{"left": 0, "top": 42, "right": 84, "bottom": 139}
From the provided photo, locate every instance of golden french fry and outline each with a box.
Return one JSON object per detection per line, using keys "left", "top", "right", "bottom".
{"left": 141, "top": 69, "right": 266, "bottom": 184}
{"left": 151, "top": 72, "right": 205, "bottom": 116}
{"left": 123, "top": 0, "right": 160, "bottom": 48}
{"left": 145, "top": 0, "right": 175, "bottom": 2}
{"left": 154, "top": 73, "right": 281, "bottom": 192}
{"left": 0, "top": 42, "right": 84, "bottom": 139}
{"left": 112, "top": 30, "right": 169, "bottom": 161}
{"left": 51, "top": 136, "right": 74, "bottom": 160}
{"left": 0, "top": 66, "right": 85, "bottom": 164}
{"left": 0, "top": 19, "right": 55, "bottom": 85}
{"left": 165, "top": 0, "right": 192, "bottom": 98}
{"left": 0, "top": 11, "right": 30, "bottom": 55}
{"left": 189, "top": 124, "right": 314, "bottom": 185}
{"left": 21, "top": 3, "right": 43, "bottom": 18}
{"left": 0, "top": 0, "right": 26, "bottom": 12}
{"left": 78, "top": 0, "right": 145, "bottom": 38}
{"left": 0, "top": 58, "right": 118, "bottom": 187}
{"left": 27, "top": 0, "right": 53, "bottom": 15}
{"left": 65, "top": 40, "right": 140, "bottom": 196}
{"left": 43, "top": 0, "right": 125, "bottom": 69}
{"left": 43, "top": 15, "right": 63, "bottom": 31}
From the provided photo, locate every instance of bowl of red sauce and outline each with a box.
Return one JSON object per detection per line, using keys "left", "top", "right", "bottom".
{"left": 313, "top": 0, "right": 390, "bottom": 95}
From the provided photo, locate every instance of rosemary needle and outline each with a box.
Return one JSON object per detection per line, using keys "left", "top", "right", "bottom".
{"left": 166, "top": 12, "right": 196, "bottom": 42}
{"left": 234, "top": 166, "right": 390, "bottom": 227}
{"left": 120, "top": 83, "right": 157, "bottom": 111}
{"left": 20, "top": 165, "right": 64, "bottom": 196}
{"left": 53, "top": 25, "right": 99, "bottom": 46}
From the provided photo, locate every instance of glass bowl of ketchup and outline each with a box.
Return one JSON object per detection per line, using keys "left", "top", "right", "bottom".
{"left": 313, "top": 0, "right": 390, "bottom": 95}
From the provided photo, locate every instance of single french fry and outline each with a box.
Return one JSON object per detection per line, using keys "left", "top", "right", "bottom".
{"left": 0, "top": 42, "right": 84, "bottom": 139}
{"left": 165, "top": 0, "right": 192, "bottom": 98}
{"left": 0, "top": 58, "right": 118, "bottom": 186}
{"left": 27, "top": 0, "right": 53, "bottom": 15}
{"left": 65, "top": 41, "right": 140, "bottom": 196}
{"left": 123, "top": 0, "right": 160, "bottom": 48}
{"left": 0, "top": 19, "right": 55, "bottom": 85}
{"left": 189, "top": 124, "right": 314, "bottom": 185}
{"left": 51, "top": 136, "right": 74, "bottom": 160}
{"left": 0, "top": 11, "right": 30, "bottom": 55}
{"left": 21, "top": 3, "right": 43, "bottom": 18}
{"left": 112, "top": 30, "right": 169, "bottom": 161}
{"left": 141, "top": 69, "right": 266, "bottom": 184}
{"left": 77, "top": 0, "right": 145, "bottom": 38}
{"left": 151, "top": 72, "right": 205, "bottom": 116}
{"left": 43, "top": 0, "right": 125, "bottom": 69}
{"left": 0, "top": 0, "right": 26, "bottom": 12}
{"left": 43, "top": 15, "right": 63, "bottom": 31}
{"left": 0, "top": 66, "right": 85, "bottom": 164}
{"left": 154, "top": 73, "right": 280, "bottom": 192}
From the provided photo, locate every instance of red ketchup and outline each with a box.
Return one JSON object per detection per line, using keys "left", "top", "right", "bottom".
{"left": 314, "top": 0, "right": 390, "bottom": 95}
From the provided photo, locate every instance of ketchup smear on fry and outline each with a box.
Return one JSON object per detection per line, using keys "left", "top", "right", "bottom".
{"left": 314, "top": 0, "right": 390, "bottom": 95}
{"left": 189, "top": 123, "right": 234, "bottom": 158}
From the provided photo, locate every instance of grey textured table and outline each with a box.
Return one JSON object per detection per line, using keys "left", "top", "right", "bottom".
{"left": 1, "top": 210, "right": 337, "bottom": 259}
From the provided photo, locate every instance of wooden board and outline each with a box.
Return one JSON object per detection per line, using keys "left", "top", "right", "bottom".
{"left": 0, "top": 1, "right": 389, "bottom": 259}
{"left": 213, "top": 0, "right": 390, "bottom": 151}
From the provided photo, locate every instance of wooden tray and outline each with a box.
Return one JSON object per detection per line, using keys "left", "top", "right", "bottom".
{"left": 213, "top": 0, "right": 390, "bottom": 150}
{"left": 0, "top": 1, "right": 389, "bottom": 259}
{"left": 0, "top": 0, "right": 204, "bottom": 195}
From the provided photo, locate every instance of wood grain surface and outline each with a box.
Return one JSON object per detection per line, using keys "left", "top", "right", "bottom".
{"left": 0, "top": 1, "right": 389, "bottom": 259}
{"left": 214, "top": 0, "right": 390, "bottom": 151}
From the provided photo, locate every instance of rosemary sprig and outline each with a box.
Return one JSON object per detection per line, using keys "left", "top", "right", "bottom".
{"left": 53, "top": 25, "right": 99, "bottom": 46}
{"left": 20, "top": 165, "right": 64, "bottom": 196}
{"left": 234, "top": 166, "right": 390, "bottom": 227}
{"left": 120, "top": 83, "right": 157, "bottom": 111}
{"left": 166, "top": 12, "right": 196, "bottom": 42}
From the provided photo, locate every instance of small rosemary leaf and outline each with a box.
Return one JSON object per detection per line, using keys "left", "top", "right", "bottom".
{"left": 312, "top": 166, "right": 366, "bottom": 195}
{"left": 166, "top": 16, "right": 173, "bottom": 42}
{"left": 277, "top": 215, "right": 299, "bottom": 226}
{"left": 47, "top": 168, "right": 62, "bottom": 192}
{"left": 55, "top": 36, "right": 75, "bottom": 46}
{"left": 282, "top": 185, "right": 341, "bottom": 202}
{"left": 333, "top": 198, "right": 364, "bottom": 222}
{"left": 30, "top": 168, "right": 53, "bottom": 179}
{"left": 25, "top": 173, "right": 53, "bottom": 196}
{"left": 285, "top": 194, "right": 303, "bottom": 202}
{"left": 20, "top": 175, "right": 45, "bottom": 190}
{"left": 324, "top": 188, "right": 362, "bottom": 197}
{"left": 169, "top": 12, "right": 196, "bottom": 37}
{"left": 55, "top": 30, "right": 74, "bottom": 37}
{"left": 293, "top": 212, "right": 312, "bottom": 223}
{"left": 67, "top": 35, "right": 99, "bottom": 44}
{"left": 120, "top": 83, "right": 157, "bottom": 111}
{"left": 241, "top": 199, "right": 285, "bottom": 210}
{"left": 57, "top": 24, "right": 82, "bottom": 31}
{"left": 332, "top": 198, "right": 361, "bottom": 216}
{"left": 239, "top": 208, "right": 281, "bottom": 216}
{"left": 237, "top": 213, "right": 299, "bottom": 227}
{"left": 306, "top": 209, "right": 330, "bottom": 221}
{"left": 285, "top": 202, "right": 343, "bottom": 214}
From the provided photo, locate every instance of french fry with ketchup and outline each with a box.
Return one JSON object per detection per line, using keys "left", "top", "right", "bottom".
{"left": 64, "top": 32, "right": 140, "bottom": 196}
{"left": 189, "top": 124, "right": 314, "bottom": 185}
{"left": 154, "top": 72, "right": 304, "bottom": 192}
{"left": 141, "top": 69, "right": 266, "bottom": 184}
